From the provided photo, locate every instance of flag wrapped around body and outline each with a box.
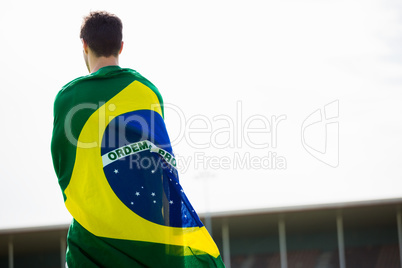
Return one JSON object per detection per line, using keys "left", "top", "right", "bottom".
{"left": 51, "top": 66, "right": 225, "bottom": 267}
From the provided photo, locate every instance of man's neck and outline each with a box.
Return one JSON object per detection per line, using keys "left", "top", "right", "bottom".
{"left": 89, "top": 56, "right": 119, "bottom": 73}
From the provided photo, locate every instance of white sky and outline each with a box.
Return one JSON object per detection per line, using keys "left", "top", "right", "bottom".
{"left": 1, "top": 0, "right": 402, "bottom": 229}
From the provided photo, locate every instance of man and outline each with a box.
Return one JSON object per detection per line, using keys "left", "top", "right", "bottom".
{"left": 51, "top": 11, "right": 225, "bottom": 267}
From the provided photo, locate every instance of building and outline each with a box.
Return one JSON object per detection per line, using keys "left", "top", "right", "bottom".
{"left": 1, "top": 198, "right": 402, "bottom": 268}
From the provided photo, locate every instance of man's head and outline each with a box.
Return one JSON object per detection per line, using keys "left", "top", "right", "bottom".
{"left": 80, "top": 11, "right": 123, "bottom": 58}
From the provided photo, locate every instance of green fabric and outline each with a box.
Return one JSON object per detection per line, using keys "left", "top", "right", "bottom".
{"left": 67, "top": 219, "right": 224, "bottom": 268}
{"left": 52, "top": 66, "right": 225, "bottom": 268}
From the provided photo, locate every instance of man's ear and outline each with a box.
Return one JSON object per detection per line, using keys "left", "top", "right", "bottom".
{"left": 82, "top": 39, "right": 89, "bottom": 55}
{"left": 119, "top": 41, "right": 124, "bottom": 55}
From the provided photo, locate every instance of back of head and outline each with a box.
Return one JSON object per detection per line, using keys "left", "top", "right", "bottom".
{"left": 80, "top": 11, "right": 123, "bottom": 58}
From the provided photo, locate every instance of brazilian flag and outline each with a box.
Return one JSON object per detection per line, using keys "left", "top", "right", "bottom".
{"left": 51, "top": 66, "right": 225, "bottom": 267}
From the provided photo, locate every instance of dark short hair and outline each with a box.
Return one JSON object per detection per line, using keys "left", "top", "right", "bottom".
{"left": 80, "top": 11, "right": 123, "bottom": 57}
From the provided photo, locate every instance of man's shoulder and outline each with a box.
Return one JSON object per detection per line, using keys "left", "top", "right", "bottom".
{"left": 56, "top": 68, "right": 128, "bottom": 99}
{"left": 59, "top": 67, "right": 142, "bottom": 92}
{"left": 119, "top": 68, "right": 164, "bottom": 104}
{"left": 55, "top": 67, "right": 163, "bottom": 107}
{"left": 60, "top": 75, "right": 90, "bottom": 92}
